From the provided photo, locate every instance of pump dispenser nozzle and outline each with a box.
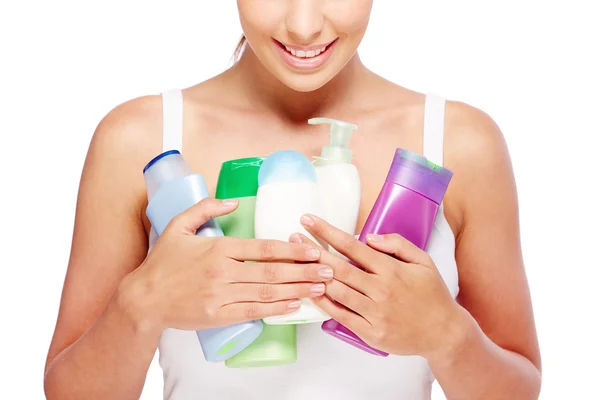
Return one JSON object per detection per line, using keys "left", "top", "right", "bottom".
{"left": 309, "top": 117, "right": 358, "bottom": 165}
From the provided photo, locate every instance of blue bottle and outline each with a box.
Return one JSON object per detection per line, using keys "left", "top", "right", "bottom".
{"left": 143, "top": 150, "right": 263, "bottom": 362}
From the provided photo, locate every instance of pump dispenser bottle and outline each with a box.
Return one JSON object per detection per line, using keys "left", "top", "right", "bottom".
{"left": 254, "top": 150, "right": 330, "bottom": 325}
{"left": 214, "top": 157, "right": 297, "bottom": 368}
{"left": 322, "top": 149, "right": 453, "bottom": 356}
{"left": 309, "top": 117, "right": 361, "bottom": 244}
{"left": 143, "top": 150, "right": 263, "bottom": 362}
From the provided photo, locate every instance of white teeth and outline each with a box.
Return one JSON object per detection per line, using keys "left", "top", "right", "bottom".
{"left": 285, "top": 45, "right": 327, "bottom": 58}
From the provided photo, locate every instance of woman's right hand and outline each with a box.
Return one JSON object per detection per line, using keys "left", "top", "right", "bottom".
{"left": 122, "top": 198, "right": 332, "bottom": 333}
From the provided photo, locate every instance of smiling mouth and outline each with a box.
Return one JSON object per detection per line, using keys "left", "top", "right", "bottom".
{"left": 274, "top": 38, "right": 338, "bottom": 59}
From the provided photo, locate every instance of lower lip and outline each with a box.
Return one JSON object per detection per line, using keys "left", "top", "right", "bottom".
{"left": 274, "top": 39, "right": 337, "bottom": 72}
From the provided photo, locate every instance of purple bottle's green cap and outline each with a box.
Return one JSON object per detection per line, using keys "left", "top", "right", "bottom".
{"left": 385, "top": 149, "right": 453, "bottom": 205}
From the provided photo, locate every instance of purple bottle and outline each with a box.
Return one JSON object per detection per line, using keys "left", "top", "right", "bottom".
{"left": 321, "top": 148, "right": 453, "bottom": 356}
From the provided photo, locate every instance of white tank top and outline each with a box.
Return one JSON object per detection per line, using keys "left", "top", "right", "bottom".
{"left": 151, "top": 89, "right": 459, "bottom": 400}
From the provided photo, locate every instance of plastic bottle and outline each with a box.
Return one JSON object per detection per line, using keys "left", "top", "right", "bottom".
{"left": 309, "top": 117, "right": 361, "bottom": 246}
{"left": 214, "top": 157, "right": 264, "bottom": 239}
{"left": 214, "top": 157, "right": 297, "bottom": 368}
{"left": 254, "top": 150, "right": 330, "bottom": 325}
{"left": 321, "top": 148, "right": 454, "bottom": 356}
{"left": 143, "top": 150, "right": 263, "bottom": 362}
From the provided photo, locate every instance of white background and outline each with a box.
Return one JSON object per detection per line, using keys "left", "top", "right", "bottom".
{"left": 1, "top": 1, "right": 599, "bottom": 399}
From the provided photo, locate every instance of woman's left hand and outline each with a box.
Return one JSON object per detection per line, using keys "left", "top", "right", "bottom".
{"left": 292, "top": 213, "right": 469, "bottom": 360}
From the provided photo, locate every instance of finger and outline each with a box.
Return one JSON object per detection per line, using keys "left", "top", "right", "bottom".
{"left": 165, "top": 198, "right": 238, "bottom": 236}
{"left": 289, "top": 232, "right": 319, "bottom": 247}
{"left": 311, "top": 295, "right": 372, "bottom": 336}
{"left": 226, "top": 282, "right": 326, "bottom": 303}
{"left": 324, "top": 280, "right": 375, "bottom": 317}
{"left": 219, "top": 300, "right": 303, "bottom": 323}
{"left": 290, "top": 232, "right": 380, "bottom": 297}
{"left": 366, "top": 233, "right": 433, "bottom": 267}
{"left": 225, "top": 239, "right": 321, "bottom": 263}
{"left": 300, "top": 214, "right": 387, "bottom": 274}
{"left": 230, "top": 261, "right": 334, "bottom": 283}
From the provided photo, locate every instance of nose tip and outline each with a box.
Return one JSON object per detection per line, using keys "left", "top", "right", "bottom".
{"left": 288, "top": 29, "right": 322, "bottom": 45}
{"left": 285, "top": 5, "right": 325, "bottom": 44}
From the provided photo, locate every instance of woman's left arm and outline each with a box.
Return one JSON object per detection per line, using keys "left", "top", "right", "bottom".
{"left": 294, "top": 106, "right": 541, "bottom": 399}
{"left": 431, "top": 104, "right": 542, "bottom": 398}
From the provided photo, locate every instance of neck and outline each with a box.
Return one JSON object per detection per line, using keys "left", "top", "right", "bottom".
{"left": 228, "top": 46, "right": 372, "bottom": 123}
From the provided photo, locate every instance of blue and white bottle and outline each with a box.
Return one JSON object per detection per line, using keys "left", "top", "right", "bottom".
{"left": 254, "top": 150, "right": 330, "bottom": 325}
{"left": 143, "top": 150, "right": 263, "bottom": 362}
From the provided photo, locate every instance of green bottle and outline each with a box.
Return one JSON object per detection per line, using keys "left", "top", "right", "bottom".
{"left": 216, "top": 157, "right": 297, "bottom": 368}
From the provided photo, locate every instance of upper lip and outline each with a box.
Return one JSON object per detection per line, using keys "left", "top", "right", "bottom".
{"left": 276, "top": 38, "right": 338, "bottom": 51}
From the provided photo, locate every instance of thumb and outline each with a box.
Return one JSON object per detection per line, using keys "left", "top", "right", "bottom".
{"left": 165, "top": 198, "right": 238, "bottom": 235}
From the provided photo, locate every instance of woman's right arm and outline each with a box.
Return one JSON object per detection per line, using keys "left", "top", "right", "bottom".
{"left": 43, "top": 97, "right": 166, "bottom": 399}
{"left": 44, "top": 97, "right": 330, "bottom": 399}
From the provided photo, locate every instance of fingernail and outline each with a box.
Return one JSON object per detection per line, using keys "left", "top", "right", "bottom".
{"left": 222, "top": 199, "right": 238, "bottom": 207}
{"left": 310, "top": 283, "right": 325, "bottom": 296}
{"left": 318, "top": 267, "right": 333, "bottom": 279}
{"left": 306, "top": 248, "right": 320, "bottom": 259}
{"left": 288, "top": 300, "right": 302, "bottom": 309}
{"left": 300, "top": 214, "right": 315, "bottom": 227}
{"left": 289, "top": 233, "right": 302, "bottom": 244}
{"left": 367, "top": 234, "right": 383, "bottom": 242}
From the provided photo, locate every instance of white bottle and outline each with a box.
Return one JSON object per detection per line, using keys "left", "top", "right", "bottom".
{"left": 255, "top": 150, "right": 330, "bottom": 325}
{"left": 309, "top": 117, "right": 361, "bottom": 255}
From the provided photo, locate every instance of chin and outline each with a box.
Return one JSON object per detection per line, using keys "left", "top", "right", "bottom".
{"left": 273, "top": 68, "right": 340, "bottom": 93}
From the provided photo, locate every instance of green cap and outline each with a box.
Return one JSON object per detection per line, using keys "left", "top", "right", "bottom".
{"left": 216, "top": 157, "right": 265, "bottom": 199}
{"left": 426, "top": 159, "right": 443, "bottom": 171}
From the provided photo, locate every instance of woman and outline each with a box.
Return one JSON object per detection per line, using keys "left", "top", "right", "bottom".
{"left": 44, "top": 1, "right": 541, "bottom": 399}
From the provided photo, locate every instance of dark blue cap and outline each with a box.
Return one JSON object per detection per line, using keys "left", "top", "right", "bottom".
{"left": 143, "top": 150, "right": 181, "bottom": 173}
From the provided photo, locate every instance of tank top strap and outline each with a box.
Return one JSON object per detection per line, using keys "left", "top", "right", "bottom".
{"left": 161, "top": 89, "right": 184, "bottom": 153}
{"left": 148, "top": 89, "right": 184, "bottom": 248}
{"left": 423, "top": 93, "right": 446, "bottom": 166}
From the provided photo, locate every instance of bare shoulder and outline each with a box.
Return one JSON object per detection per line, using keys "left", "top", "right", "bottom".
{"left": 82, "top": 94, "right": 165, "bottom": 216}
{"left": 443, "top": 100, "right": 513, "bottom": 188}
{"left": 442, "top": 100, "right": 517, "bottom": 237}
{"left": 91, "top": 94, "right": 163, "bottom": 162}
{"left": 444, "top": 100, "right": 509, "bottom": 166}
{"left": 86, "top": 94, "right": 165, "bottom": 184}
